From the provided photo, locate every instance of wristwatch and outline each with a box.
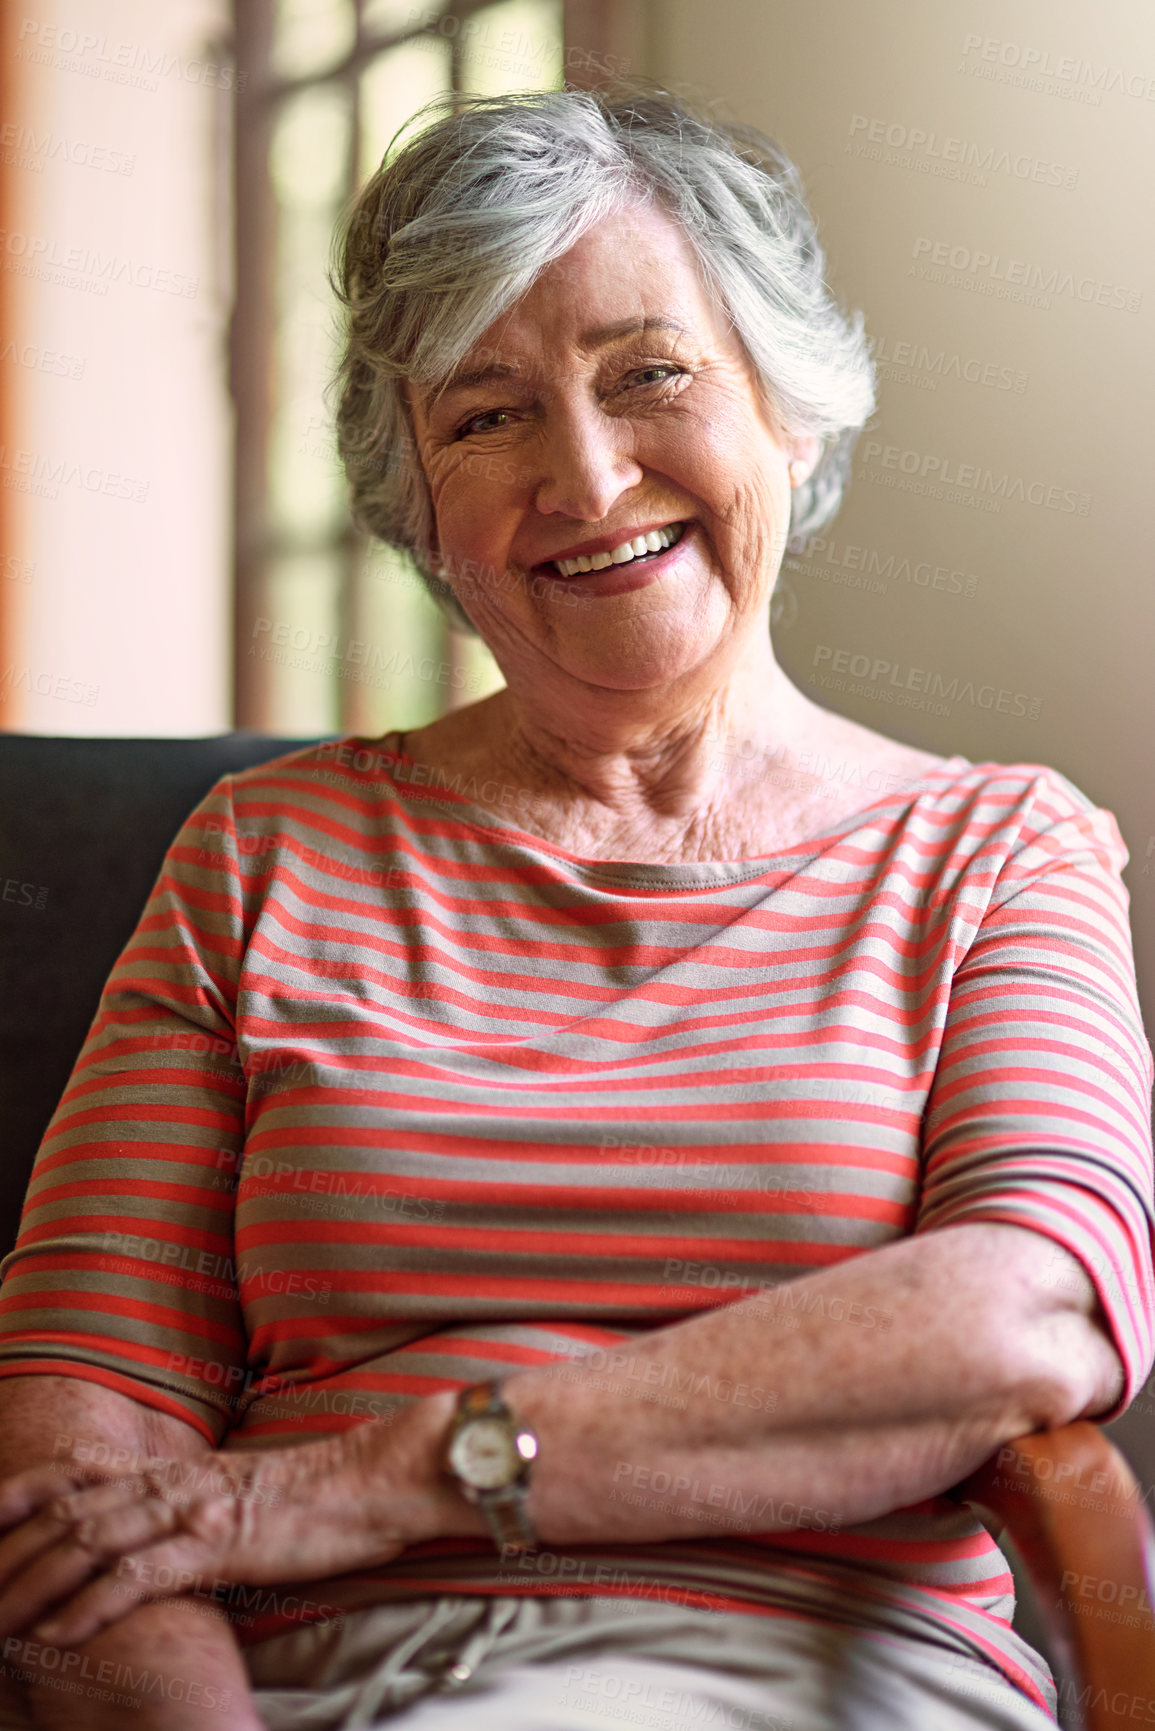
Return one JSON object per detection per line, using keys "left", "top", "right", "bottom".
{"left": 445, "top": 1380, "right": 539, "bottom": 1551}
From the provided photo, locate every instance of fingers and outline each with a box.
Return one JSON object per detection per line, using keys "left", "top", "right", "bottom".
{"left": 0, "top": 1479, "right": 165, "bottom": 1588}
{"left": 0, "top": 1447, "right": 304, "bottom": 1650}
{"left": 0, "top": 1481, "right": 117, "bottom": 1613}
{"left": 0, "top": 1464, "right": 86, "bottom": 1529}
{"left": 0, "top": 1457, "right": 180, "bottom": 1530}
{"left": 33, "top": 1502, "right": 239, "bottom": 1647}
{"left": 0, "top": 1485, "right": 182, "bottom": 1640}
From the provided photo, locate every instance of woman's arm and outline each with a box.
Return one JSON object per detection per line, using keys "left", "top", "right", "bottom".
{"left": 0, "top": 1376, "right": 264, "bottom": 1730}
{"left": 498, "top": 1220, "right": 1125, "bottom": 1546}
{"left": 0, "top": 1222, "right": 1126, "bottom": 1643}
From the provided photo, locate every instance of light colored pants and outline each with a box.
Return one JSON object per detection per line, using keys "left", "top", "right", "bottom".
{"left": 0, "top": 1595, "right": 1059, "bottom": 1729}
{"left": 246, "top": 1595, "right": 1058, "bottom": 1731}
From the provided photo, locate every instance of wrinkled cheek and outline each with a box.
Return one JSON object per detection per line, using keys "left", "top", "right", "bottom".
{"left": 714, "top": 503, "right": 789, "bottom": 608}
{"left": 728, "top": 480, "right": 789, "bottom": 547}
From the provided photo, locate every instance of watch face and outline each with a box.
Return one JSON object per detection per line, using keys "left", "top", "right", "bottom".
{"left": 449, "top": 1416, "right": 519, "bottom": 1491}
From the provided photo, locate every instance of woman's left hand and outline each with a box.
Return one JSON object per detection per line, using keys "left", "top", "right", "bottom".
{"left": 0, "top": 1391, "right": 465, "bottom": 1647}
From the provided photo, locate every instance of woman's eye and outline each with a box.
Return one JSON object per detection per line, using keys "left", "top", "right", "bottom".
{"left": 627, "top": 365, "right": 679, "bottom": 388}
{"left": 458, "top": 409, "right": 511, "bottom": 437}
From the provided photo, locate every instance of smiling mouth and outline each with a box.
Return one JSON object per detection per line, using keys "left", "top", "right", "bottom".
{"left": 549, "top": 521, "right": 687, "bottom": 577}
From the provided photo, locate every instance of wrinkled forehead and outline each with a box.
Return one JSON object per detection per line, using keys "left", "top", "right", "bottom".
{"left": 406, "top": 198, "right": 712, "bottom": 385}
{"left": 455, "top": 313, "right": 697, "bottom": 385}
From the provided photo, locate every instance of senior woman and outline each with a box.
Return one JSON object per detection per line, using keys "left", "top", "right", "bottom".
{"left": 0, "top": 85, "right": 1150, "bottom": 1731}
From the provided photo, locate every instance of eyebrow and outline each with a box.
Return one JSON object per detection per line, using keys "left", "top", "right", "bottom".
{"left": 581, "top": 315, "right": 693, "bottom": 347}
{"left": 430, "top": 316, "right": 694, "bottom": 402}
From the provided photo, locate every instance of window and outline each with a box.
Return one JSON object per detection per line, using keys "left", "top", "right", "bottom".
{"left": 233, "top": 0, "right": 563, "bottom": 733}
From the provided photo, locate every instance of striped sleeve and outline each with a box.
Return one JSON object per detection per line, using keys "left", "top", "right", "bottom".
{"left": 0, "top": 777, "right": 249, "bottom": 1442}
{"left": 915, "top": 769, "right": 1155, "bottom": 1418}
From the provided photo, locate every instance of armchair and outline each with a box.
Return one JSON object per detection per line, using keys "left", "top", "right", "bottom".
{"left": 957, "top": 1426, "right": 1155, "bottom": 1729}
{"left": 1, "top": 733, "right": 1153, "bottom": 1729}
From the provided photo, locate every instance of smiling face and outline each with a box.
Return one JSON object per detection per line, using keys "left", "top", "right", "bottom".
{"left": 404, "top": 199, "right": 818, "bottom": 710}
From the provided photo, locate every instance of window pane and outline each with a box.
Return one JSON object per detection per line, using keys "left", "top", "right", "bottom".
{"left": 460, "top": 0, "right": 564, "bottom": 95}
{"left": 269, "top": 84, "right": 352, "bottom": 542}
{"left": 267, "top": 362, "right": 346, "bottom": 545}
{"left": 362, "top": 0, "right": 428, "bottom": 34}
{"left": 360, "top": 543, "right": 461, "bottom": 729}
{"left": 270, "top": 79, "right": 351, "bottom": 208}
{"left": 450, "top": 628, "right": 506, "bottom": 710}
{"left": 273, "top": 0, "right": 356, "bottom": 81}
{"left": 259, "top": 551, "right": 344, "bottom": 735}
{"left": 359, "top": 39, "right": 452, "bottom": 181}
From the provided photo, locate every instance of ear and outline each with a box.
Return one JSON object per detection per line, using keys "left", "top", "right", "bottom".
{"left": 786, "top": 434, "right": 821, "bottom": 488}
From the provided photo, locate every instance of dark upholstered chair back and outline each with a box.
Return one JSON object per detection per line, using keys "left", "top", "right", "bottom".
{"left": 0, "top": 734, "right": 315, "bottom": 1257}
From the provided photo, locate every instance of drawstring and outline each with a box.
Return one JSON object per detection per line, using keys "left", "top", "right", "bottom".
{"left": 443, "top": 1595, "right": 521, "bottom": 1686}
{"left": 340, "top": 1596, "right": 519, "bottom": 1728}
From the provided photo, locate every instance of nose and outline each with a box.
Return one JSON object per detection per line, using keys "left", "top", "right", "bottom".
{"left": 533, "top": 401, "right": 644, "bottom": 522}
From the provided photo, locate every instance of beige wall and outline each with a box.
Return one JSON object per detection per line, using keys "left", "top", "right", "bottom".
{"left": 643, "top": 0, "right": 1155, "bottom": 1020}
{"left": 1, "top": 0, "right": 233, "bottom": 735}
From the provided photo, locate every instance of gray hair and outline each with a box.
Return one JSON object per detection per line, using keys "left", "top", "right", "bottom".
{"left": 333, "top": 84, "right": 875, "bottom": 631}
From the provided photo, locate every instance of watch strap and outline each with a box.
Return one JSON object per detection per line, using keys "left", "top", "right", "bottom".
{"left": 457, "top": 1380, "right": 506, "bottom": 1423}
{"left": 476, "top": 1483, "right": 539, "bottom": 1552}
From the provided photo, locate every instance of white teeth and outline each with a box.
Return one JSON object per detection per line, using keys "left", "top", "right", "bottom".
{"left": 552, "top": 521, "right": 685, "bottom": 577}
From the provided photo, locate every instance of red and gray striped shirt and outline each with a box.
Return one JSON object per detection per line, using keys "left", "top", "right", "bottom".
{"left": 2, "top": 737, "right": 1152, "bottom": 1708}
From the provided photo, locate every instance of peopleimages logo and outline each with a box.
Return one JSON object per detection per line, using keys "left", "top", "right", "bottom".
{"left": 0, "top": 444, "right": 148, "bottom": 503}
{"left": 0, "top": 339, "right": 85, "bottom": 380}
{"left": 847, "top": 114, "right": 1078, "bottom": 189}
{"left": 910, "top": 237, "right": 1141, "bottom": 313}
{"left": 810, "top": 644, "right": 1043, "bottom": 722}
{"left": 790, "top": 534, "right": 980, "bottom": 599}
{"left": 859, "top": 440, "right": 1091, "bottom": 516}
{"left": 15, "top": 19, "right": 245, "bottom": 91}
{"left": 872, "top": 336, "right": 1027, "bottom": 394}
{"left": 0, "top": 227, "right": 199, "bottom": 298}
{"left": 0, "top": 122, "right": 135, "bottom": 175}
{"left": 958, "top": 34, "right": 1155, "bottom": 103}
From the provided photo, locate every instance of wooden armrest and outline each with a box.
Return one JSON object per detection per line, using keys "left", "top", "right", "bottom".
{"left": 956, "top": 1423, "right": 1155, "bottom": 1731}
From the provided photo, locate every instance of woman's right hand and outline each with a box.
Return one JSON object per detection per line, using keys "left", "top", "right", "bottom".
{"left": 0, "top": 1380, "right": 265, "bottom": 1729}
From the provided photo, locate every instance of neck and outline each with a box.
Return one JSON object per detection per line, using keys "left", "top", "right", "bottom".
{"left": 483, "top": 632, "right": 813, "bottom": 825}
